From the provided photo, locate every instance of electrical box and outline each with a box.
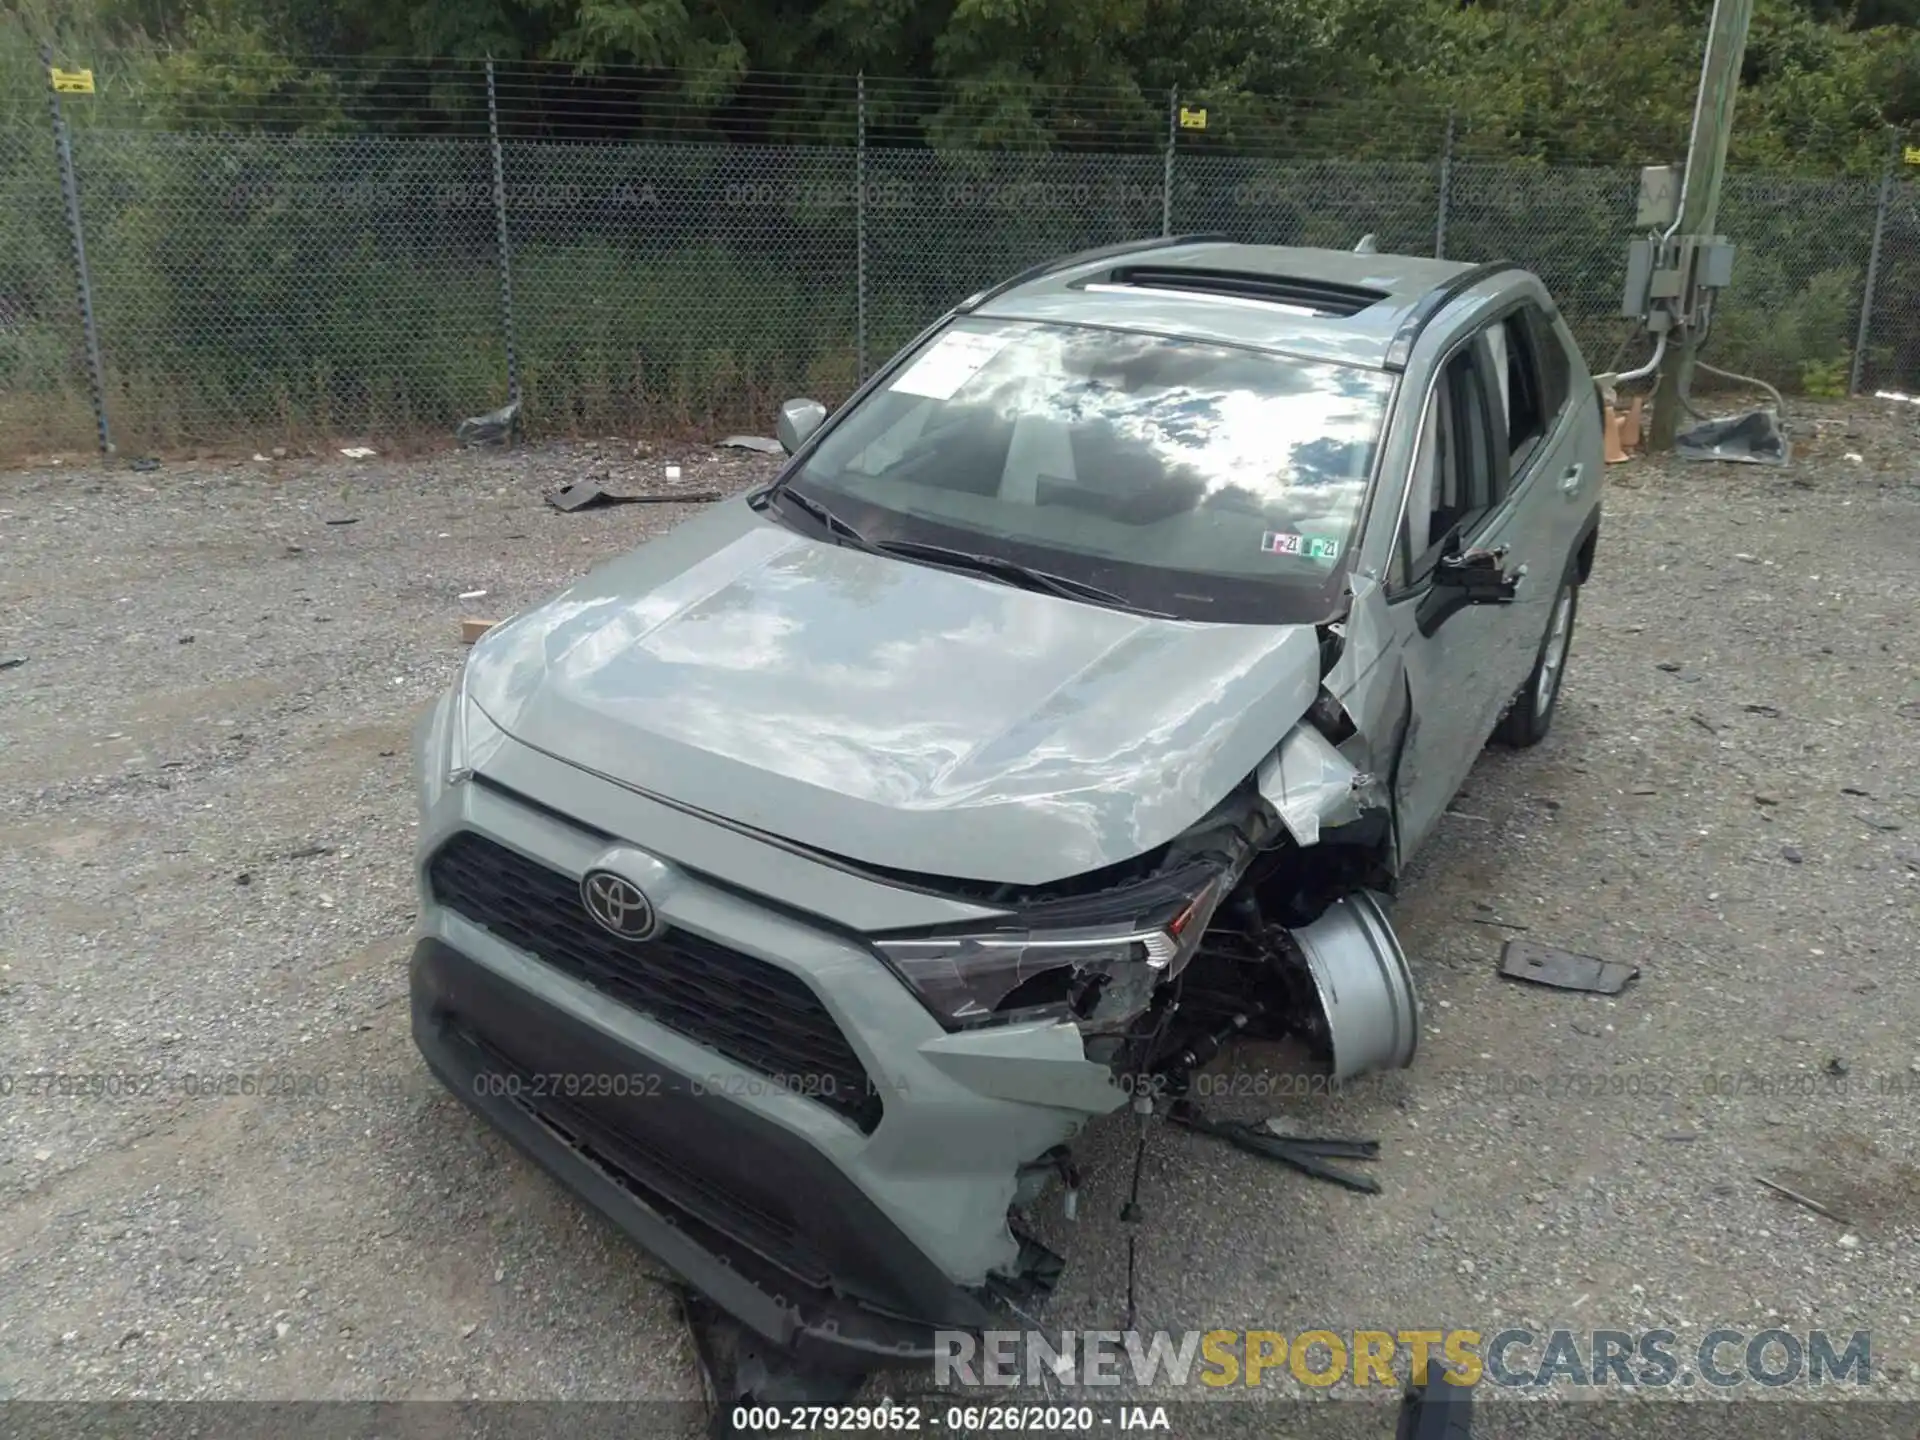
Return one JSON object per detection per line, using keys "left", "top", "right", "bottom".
{"left": 1621, "top": 238, "right": 1655, "bottom": 317}
{"left": 1697, "top": 238, "right": 1736, "bottom": 290}
{"left": 1635, "top": 165, "right": 1681, "bottom": 229}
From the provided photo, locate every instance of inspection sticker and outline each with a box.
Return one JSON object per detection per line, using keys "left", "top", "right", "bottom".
{"left": 890, "top": 330, "right": 1009, "bottom": 401}
{"left": 1263, "top": 531, "right": 1339, "bottom": 560}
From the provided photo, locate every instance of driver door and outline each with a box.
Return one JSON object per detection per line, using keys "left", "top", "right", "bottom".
{"left": 1385, "top": 331, "right": 1540, "bottom": 862}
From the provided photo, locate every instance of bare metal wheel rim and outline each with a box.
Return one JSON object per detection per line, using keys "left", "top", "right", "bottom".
{"left": 1535, "top": 587, "right": 1574, "bottom": 719}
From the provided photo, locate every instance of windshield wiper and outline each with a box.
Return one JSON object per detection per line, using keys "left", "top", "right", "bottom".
{"left": 756, "top": 484, "right": 880, "bottom": 552}
{"left": 758, "top": 489, "right": 1170, "bottom": 617}
{"left": 872, "top": 539, "right": 1173, "bottom": 617}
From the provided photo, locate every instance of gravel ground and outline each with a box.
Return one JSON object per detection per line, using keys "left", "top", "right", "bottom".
{"left": 1, "top": 400, "right": 1917, "bottom": 1419}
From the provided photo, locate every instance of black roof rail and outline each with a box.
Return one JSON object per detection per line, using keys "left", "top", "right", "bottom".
{"left": 1383, "top": 260, "right": 1518, "bottom": 370}
{"left": 954, "top": 233, "right": 1231, "bottom": 314}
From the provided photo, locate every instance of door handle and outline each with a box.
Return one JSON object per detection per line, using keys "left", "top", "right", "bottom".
{"left": 1559, "top": 463, "right": 1584, "bottom": 495}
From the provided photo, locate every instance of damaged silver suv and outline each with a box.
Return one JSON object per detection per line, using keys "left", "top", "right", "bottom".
{"left": 410, "top": 236, "right": 1603, "bottom": 1393}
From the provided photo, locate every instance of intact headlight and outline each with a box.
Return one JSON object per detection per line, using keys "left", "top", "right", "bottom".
{"left": 443, "top": 664, "right": 508, "bottom": 788}
{"left": 871, "top": 859, "right": 1232, "bottom": 1031}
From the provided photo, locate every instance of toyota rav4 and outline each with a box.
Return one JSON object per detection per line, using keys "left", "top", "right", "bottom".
{"left": 409, "top": 235, "right": 1604, "bottom": 1394}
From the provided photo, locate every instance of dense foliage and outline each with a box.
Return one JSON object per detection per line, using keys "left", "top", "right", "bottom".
{"left": 1, "top": 0, "right": 1916, "bottom": 450}
{"left": 10, "top": 0, "right": 1918, "bottom": 166}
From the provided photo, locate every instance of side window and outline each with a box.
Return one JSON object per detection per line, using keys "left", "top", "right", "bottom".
{"left": 1491, "top": 302, "right": 1573, "bottom": 479}
{"left": 1494, "top": 311, "right": 1548, "bottom": 474}
{"left": 1396, "top": 345, "right": 1500, "bottom": 587}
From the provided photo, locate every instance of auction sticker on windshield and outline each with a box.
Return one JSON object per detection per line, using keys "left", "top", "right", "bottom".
{"left": 891, "top": 331, "right": 1011, "bottom": 400}
{"left": 1263, "top": 532, "right": 1340, "bottom": 560}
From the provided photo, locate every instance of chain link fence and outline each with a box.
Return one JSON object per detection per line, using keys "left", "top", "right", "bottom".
{"left": 2, "top": 59, "right": 1915, "bottom": 458}
{"left": 1865, "top": 175, "right": 1920, "bottom": 396}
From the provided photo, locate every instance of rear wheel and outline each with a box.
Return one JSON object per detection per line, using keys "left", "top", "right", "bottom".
{"left": 1491, "top": 578, "right": 1577, "bottom": 748}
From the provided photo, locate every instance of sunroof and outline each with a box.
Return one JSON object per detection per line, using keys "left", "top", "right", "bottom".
{"left": 1102, "top": 265, "right": 1390, "bottom": 318}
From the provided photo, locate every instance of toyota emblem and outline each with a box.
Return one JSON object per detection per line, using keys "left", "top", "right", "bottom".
{"left": 581, "top": 870, "right": 656, "bottom": 940}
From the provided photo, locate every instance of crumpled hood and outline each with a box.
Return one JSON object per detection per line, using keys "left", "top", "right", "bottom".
{"left": 465, "top": 499, "right": 1322, "bottom": 885}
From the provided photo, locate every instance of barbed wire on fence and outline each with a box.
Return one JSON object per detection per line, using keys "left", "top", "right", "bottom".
{"left": 2, "top": 52, "right": 1917, "bottom": 455}
{"left": 27, "top": 51, "right": 1900, "bottom": 167}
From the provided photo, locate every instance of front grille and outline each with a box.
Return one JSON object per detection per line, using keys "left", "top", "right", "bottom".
{"left": 428, "top": 831, "right": 883, "bottom": 1132}
{"left": 457, "top": 1026, "right": 833, "bottom": 1288}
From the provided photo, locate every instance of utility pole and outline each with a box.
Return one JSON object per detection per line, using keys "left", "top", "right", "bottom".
{"left": 1647, "top": 0, "right": 1755, "bottom": 451}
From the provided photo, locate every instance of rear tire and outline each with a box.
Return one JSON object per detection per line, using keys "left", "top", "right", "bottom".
{"left": 1492, "top": 578, "right": 1577, "bottom": 748}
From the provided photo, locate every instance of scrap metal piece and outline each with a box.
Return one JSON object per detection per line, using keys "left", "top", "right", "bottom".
{"left": 547, "top": 480, "right": 725, "bottom": 511}
{"left": 1675, "top": 408, "right": 1789, "bottom": 465}
{"left": 1498, "top": 940, "right": 1639, "bottom": 994}
{"left": 717, "top": 435, "right": 784, "bottom": 454}
{"left": 1755, "top": 1174, "right": 1846, "bottom": 1223}
{"left": 1168, "top": 1100, "right": 1382, "bottom": 1193}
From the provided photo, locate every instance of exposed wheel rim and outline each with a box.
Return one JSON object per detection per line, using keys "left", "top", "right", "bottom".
{"left": 1535, "top": 587, "right": 1574, "bottom": 719}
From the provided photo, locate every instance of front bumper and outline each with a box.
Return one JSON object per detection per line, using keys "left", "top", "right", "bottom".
{"left": 413, "top": 937, "right": 998, "bottom": 1368}
{"left": 408, "top": 693, "right": 1127, "bottom": 1367}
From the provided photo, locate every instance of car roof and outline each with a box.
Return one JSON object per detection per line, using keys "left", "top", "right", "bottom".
{"left": 966, "top": 237, "right": 1518, "bottom": 371}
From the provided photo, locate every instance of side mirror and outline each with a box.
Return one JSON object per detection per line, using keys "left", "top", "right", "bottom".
{"left": 1416, "top": 543, "right": 1524, "bottom": 637}
{"left": 1434, "top": 545, "right": 1521, "bottom": 599}
{"left": 776, "top": 398, "right": 828, "bottom": 455}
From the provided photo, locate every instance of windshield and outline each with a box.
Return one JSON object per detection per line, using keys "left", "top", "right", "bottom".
{"left": 780, "top": 317, "right": 1394, "bottom": 623}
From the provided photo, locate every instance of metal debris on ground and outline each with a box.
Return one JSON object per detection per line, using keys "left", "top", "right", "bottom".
{"left": 717, "top": 435, "right": 784, "bottom": 454}
{"left": 1673, "top": 408, "right": 1789, "bottom": 465}
{"left": 457, "top": 400, "right": 519, "bottom": 447}
{"left": 546, "top": 480, "right": 724, "bottom": 512}
{"left": 1498, "top": 939, "right": 1639, "bottom": 994}
{"left": 1754, "top": 1174, "right": 1845, "bottom": 1223}
{"left": 1167, "top": 1099, "right": 1383, "bottom": 1194}
{"left": 0, "top": 656, "right": 26, "bottom": 672}
{"left": 339, "top": 446, "right": 377, "bottom": 459}
{"left": 325, "top": 517, "right": 359, "bottom": 526}
{"left": 129, "top": 456, "right": 160, "bottom": 472}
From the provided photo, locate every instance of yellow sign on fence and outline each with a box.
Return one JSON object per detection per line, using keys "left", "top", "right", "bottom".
{"left": 50, "top": 67, "right": 95, "bottom": 94}
{"left": 1179, "top": 106, "right": 1208, "bottom": 130}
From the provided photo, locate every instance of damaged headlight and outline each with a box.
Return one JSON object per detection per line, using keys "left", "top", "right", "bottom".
{"left": 871, "top": 859, "right": 1233, "bottom": 1031}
